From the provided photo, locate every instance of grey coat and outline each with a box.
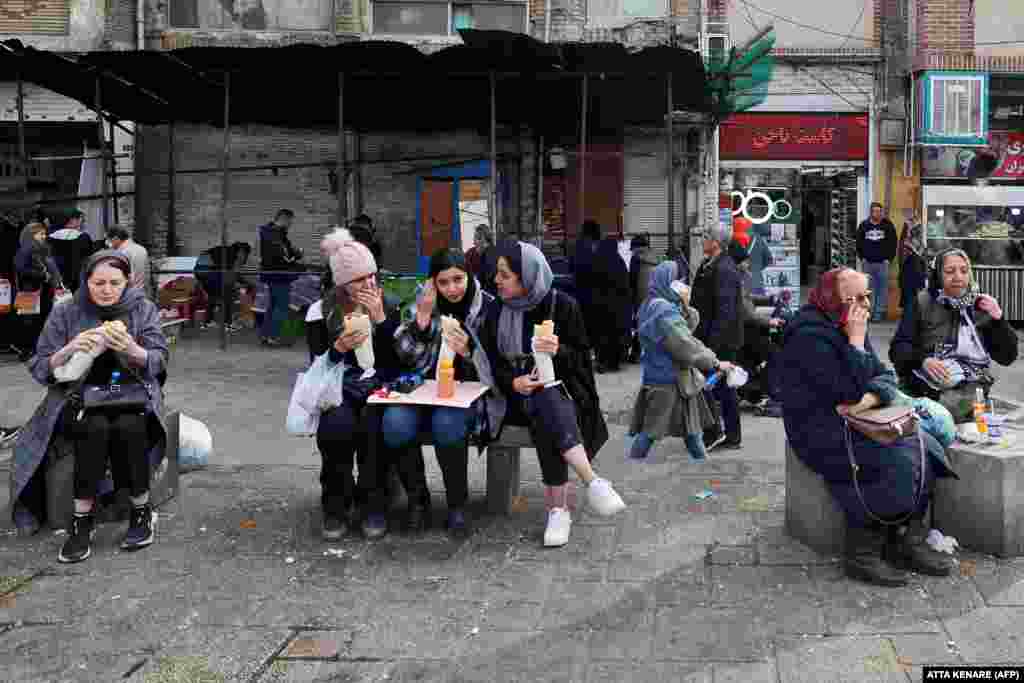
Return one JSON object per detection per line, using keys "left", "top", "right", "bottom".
{"left": 8, "top": 296, "right": 169, "bottom": 529}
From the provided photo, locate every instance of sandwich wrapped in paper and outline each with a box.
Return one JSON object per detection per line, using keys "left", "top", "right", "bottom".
{"left": 344, "top": 313, "right": 375, "bottom": 377}
{"left": 53, "top": 320, "right": 124, "bottom": 383}
{"left": 437, "top": 314, "right": 460, "bottom": 371}
{"left": 531, "top": 320, "right": 556, "bottom": 385}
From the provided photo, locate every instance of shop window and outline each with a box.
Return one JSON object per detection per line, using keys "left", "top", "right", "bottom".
{"left": 372, "top": 0, "right": 525, "bottom": 35}
{"left": 170, "top": 0, "right": 334, "bottom": 30}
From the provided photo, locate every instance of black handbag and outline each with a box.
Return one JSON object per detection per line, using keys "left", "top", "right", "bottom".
{"left": 81, "top": 381, "right": 151, "bottom": 412}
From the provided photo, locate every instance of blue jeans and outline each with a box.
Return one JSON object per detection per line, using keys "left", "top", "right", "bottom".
{"left": 862, "top": 260, "right": 889, "bottom": 321}
{"left": 261, "top": 281, "right": 291, "bottom": 339}
{"left": 381, "top": 406, "right": 474, "bottom": 507}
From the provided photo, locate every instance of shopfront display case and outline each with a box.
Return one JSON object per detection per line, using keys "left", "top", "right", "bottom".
{"left": 922, "top": 185, "right": 1024, "bottom": 320}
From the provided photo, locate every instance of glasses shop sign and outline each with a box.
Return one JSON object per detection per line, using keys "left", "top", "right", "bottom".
{"left": 720, "top": 114, "right": 870, "bottom": 161}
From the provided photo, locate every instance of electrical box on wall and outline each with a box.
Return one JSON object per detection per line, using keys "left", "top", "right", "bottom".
{"left": 915, "top": 71, "right": 989, "bottom": 146}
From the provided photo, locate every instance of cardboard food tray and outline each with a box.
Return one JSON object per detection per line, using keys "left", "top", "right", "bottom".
{"left": 367, "top": 380, "right": 489, "bottom": 409}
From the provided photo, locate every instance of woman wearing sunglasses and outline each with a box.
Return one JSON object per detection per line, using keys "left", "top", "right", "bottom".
{"left": 774, "top": 268, "right": 957, "bottom": 587}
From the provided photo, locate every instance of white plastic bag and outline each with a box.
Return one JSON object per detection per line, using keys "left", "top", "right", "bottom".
{"left": 53, "top": 335, "right": 110, "bottom": 383}
{"left": 726, "top": 365, "right": 749, "bottom": 388}
{"left": 286, "top": 373, "right": 320, "bottom": 437}
{"left": 294, "top": 353, "right": 346, "bottom": 415}
{"left": 179, "top": 414, "right": 212, "bottom": 472}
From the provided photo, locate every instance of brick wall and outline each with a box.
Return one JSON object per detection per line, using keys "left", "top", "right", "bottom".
{"left": 913, "top": 0, "right": 975, "bottom": 68}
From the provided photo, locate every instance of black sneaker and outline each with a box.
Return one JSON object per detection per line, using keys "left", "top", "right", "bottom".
{"left": 58, "top": 514, "right": 95, "bottom": 564}
{"left": 121, "top": 504, "right": 156, "bottom": 550}
{"left": 406, "top": 504, "right": 430, "bottom": 533}
{"left": 322, "top": 513, "right": 348, "bottom": 541}
{"left": 719, "top": 437, "right": 742, "bottom": 451}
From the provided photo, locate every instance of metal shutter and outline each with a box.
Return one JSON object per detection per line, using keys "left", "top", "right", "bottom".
{"left": 623, "top": 135, "right": 682, "bottom": 242}
{"left": 0, "top": 83, "right": 97, "bottom": 122}
{"left": 0, "top": 0, "right": 69, "bottom": 34}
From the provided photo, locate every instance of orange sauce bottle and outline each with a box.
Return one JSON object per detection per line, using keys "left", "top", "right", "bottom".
{"left": 437, "top": 358, "right": 456, "bottom": 399}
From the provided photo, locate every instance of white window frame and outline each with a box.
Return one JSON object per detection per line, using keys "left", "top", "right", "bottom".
{"left": 369, "top": 0, "right": 529, "bottom": 37}
{"left": 928, "top": 74, "right": 985, "bottom": 138}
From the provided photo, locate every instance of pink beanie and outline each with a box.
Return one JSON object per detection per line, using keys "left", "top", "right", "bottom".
{"left": 320, "top": 227, "right": 352, "bottom": 258}
{"left": 330, "top": 239, "right": 377, "bottom": 286}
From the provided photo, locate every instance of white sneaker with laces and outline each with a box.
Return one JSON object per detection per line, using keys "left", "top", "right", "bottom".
{"left": 543, "top": 508, "right": 572, "bottom": 547}
{"left": 587, "top": 478, "right": 627, "bottom": 517}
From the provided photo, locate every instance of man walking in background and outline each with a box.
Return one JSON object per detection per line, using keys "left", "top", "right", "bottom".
{"left": 258, "top": 209, "right": 303, "bottom": 347}
{"left": 108, "top": 226, "right": 150, "bottom": 293}
{"left": 856, "top": 202, "right": 898, "bottom": 323}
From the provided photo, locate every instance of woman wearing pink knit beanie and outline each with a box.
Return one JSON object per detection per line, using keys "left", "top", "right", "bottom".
{"left": 308, "top": 231, "right": 407, "bottom": 542}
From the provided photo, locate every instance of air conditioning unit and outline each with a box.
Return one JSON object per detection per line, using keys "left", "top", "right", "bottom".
{"left": 915, "top": 71, "right": 989, "bottom": 146}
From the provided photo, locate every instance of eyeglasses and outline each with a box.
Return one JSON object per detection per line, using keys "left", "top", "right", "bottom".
{"left": 843, "top": 291, "right": 873, "bottom": 305}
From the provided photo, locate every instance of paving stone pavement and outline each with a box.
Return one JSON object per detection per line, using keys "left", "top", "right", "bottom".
{"left": 1, "top": 325, "right": 1022, "bottom": 682}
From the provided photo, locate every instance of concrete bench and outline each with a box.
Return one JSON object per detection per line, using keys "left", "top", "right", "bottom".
{"left": 45, "top": 411, "right": 181, "bottom": 530}
{"left": 934, "top": 401, "right": 1024, "bottom": 558}
{"left": 412, "top": 425, "right": 532, "bottom": 516}
{"left": 785, "top": 442, "right": 845, "bottom": 556}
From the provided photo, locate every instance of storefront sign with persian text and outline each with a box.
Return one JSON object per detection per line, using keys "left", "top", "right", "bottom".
{"left": 720, "top": 114, "right": 869, "bottom": 161}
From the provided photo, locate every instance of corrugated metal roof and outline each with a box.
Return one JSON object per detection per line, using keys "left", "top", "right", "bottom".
{"left": 0, "top": 30, "right": 710, "bottom": 131}
{"left": 0, "top": 81, "right": 97, "bottom": 122}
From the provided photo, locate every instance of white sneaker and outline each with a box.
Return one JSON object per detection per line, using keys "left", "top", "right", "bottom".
{"left": 587, "top": 478, "right": 627, "bottom": 517}
{"left": 543, "top": 508, "right": 572, "bottom": 547}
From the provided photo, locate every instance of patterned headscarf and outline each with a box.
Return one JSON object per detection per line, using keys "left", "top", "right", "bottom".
{"left": 808, "top": 267, "right": 853, "bottom": 322}
{"left": 930, "top": 247, "right": 979, "bottom": 308}
{"left": 899, "top": 221, "right": 924, "bottom": 260}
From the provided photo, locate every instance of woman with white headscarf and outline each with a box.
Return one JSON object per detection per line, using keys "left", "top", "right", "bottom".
{"left": 478, "top": 241, "right": 626, "bottom": 548}
{"left": 890, "top": 247, "right": 1018, "bottom": 422}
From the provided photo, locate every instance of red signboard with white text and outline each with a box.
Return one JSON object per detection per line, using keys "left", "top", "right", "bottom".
{"left": 719, "top": 113, "right": 870, "bottom": 161}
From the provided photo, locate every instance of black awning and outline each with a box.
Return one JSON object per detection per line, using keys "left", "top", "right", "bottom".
{"left": 1, "top": 31, "right": 709, "bottom": 133}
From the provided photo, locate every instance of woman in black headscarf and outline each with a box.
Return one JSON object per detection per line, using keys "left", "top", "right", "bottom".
{"left": 384, "top": 248, "right": 495, "bottom": 536}
{"left": 10, "top": 251, "right": 169, "bottom": 563}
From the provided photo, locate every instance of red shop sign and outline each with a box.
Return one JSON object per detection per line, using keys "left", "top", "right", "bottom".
{"left": 720, "top": 114, "right": 869, "bottom": 161}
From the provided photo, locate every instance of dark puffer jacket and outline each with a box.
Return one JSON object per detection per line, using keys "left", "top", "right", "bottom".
{"left": 690, "top": 253, "right": 744, "bottom": 362}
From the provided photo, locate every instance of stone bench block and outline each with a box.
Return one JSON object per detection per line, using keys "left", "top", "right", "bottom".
{"left": 934, "top": 406, "right": 1024, "bottom": 558}
{"left": 45, "top": 411, "right": 181, "bottom": 530}
{"left": 785, "top": 441, "right": 845, "bottom": 556}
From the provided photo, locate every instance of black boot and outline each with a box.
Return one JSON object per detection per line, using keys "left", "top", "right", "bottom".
{"left": 58, "top": 513, "right": 95, "bottom": 564}
{"left": 844, "top": 525, "right": 908, "bottom": 586}
{"left": 886, "top": 517, "right": 954, "bottom": 576}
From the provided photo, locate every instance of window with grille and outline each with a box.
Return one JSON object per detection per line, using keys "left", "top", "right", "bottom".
{"left": 170, "top": 0, "right": 334, "bottom": 30}
{"left": 371, "top": 0, "right": 526, "bottom": 35}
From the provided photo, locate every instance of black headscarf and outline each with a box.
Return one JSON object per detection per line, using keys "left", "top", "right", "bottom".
{"left": 429, "top": 248, "right": 477, "bottom": 322}
{"left": 75, "top": 250, "right": 146, "bottom": 321}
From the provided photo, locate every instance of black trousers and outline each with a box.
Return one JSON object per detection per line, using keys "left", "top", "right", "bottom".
{"left": 74, "top": 411, "right": 150, "bottom": 500}
{"left": 317, "top": 401, "right": 424, "bottom": 517}
{"left": 506, "top": 385, "right": 583, "bottom": 487}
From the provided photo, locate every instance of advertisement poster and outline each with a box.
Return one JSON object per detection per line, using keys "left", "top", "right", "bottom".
{"left": 921, "top": 131, "right": 1024, "bottom": 179}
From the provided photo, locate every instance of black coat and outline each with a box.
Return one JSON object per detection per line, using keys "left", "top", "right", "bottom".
{"left": 691, "top": 254, "right": 744, "bottom": 362}
{"left": 591, "top": 239, "right": 633, "bottom": 340}
{"left": 47, "top": 233, "right": 95, "bottom": 293}
{"left": 480, "top": 288, "right": 608, "bottom": 459}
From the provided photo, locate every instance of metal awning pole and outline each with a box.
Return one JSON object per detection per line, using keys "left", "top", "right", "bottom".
{"left": 666, "top": 73, "right": 675, "bottom": 257}
{"left": 489, "top": 71, "right": 498, "bottom": 240}
{"left": 220, "top": 71, "right": 232, "bottom": 351}
{"left": 580, "top": 73, "right": 588, "bottom": 228}
{"left": 110, "top": 119, "right": 120, "bottom": 226}
{"left": 168, "top": 122, "right": 176, "bottom": 256}
{"left": 16, "top": 70, "right": 28, "bottom": 223}
{"left": 337, "top": 72, "right": 348, "bottom": 227}
{"left": 95, "top": 77, "right": 110, "bottom": 233}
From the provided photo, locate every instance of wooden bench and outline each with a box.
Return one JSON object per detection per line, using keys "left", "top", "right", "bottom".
{"left": 412, "top": 425, "right": 532, "bottom": 515}
{"left": 45, "top": 411, "right": 181, "bottom": 529}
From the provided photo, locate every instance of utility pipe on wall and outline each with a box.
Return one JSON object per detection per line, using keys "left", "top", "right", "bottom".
{"left": 138, "top": 0, "right": 145, "bottom": 49}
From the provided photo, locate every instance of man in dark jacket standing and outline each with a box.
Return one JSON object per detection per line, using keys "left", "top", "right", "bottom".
{"left": 856, "top": 202, "right": 898, "bottom": 323}
{"left": 259, "top": 209, "right": 303, "bottom": 346}
{"left": 628, "top": 235, "right": 659, "bottom": 362}
{"left": 691, "top": 223, "right": 745, "bottom": 449}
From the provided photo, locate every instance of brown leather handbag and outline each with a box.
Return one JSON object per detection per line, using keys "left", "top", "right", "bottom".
{"left": 843, "top": 405, "right": 925, "bottom": 527}
{"left": 844, "top": 405, "right": 919, "bottom": 445}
